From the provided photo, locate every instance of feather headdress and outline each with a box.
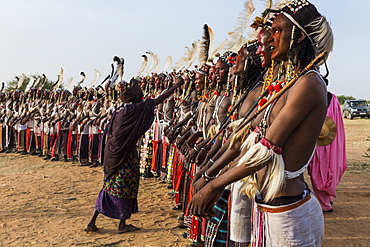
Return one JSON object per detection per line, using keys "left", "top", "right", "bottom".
{"left": 137, "top": 54, "right": 148, "bottom": 77}
{"left": 65, "top": 77, "right": 73, "bottom": 90}
{"left": 110, "top": 56, "right": 124, "bottom": 85}
{"left": 230, "top": 35, "right": 247, "bottom": 53}
{"left": 199, "top": 24, "right": 211, "bottom": 66}
{"left": 87, "top": 69, "right": 101, "bottom": 87}
{"left": 1, "top": 82, "right": 5, "bottom": 93}
{"left": 25, "top": 76, "right": 35, "bottom": 92}
{"left": 210, "top": 39, "right": 227, "bottom": 62}
{"left": 114, "top": 56, "right": 124, "bottom": 81}
{"left": 53, "top": 67, "right": 64, "bottom": 90}
{"left": 153, "top": 54, "right": 161, "bottom": 74}
{"left": 162, "top": 55, "right": 172, "bottom": 72}
{"left": 145, "top": 51, "right": 155, "bottom": 75}
{"left": 39, "top": 74, "right": 47, "bottom": 89}
{"left": 275, "top": 0, "right": 290, "bottom": 9}
{"left": 173, "top": 46, "right": 190, "bottom": 71}
{"left": 78, "top": 71, "right": 86, "bottom": 86}
{"left": 180, "top": 46, "right": 192, "bottom": 71}
{"left": 17, "top": 73, "right": 25, "bottom": 89}
{"left": 184, "top": 40, "right": 200, "bottom": 71}
{"left": 33, "top": 77, "right": 41, "bottom": 88}
{"left": 223, "top": 0, "right": 255, "bottom": 52}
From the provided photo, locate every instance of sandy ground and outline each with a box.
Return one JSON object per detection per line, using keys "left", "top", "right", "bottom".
{"left": 0, "top": 118, "right": 369, "bottom": 247}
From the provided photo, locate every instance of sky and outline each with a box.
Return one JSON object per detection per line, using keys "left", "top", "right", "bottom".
{"left": 0, "top": 0, "right": 368, "bottom": 100}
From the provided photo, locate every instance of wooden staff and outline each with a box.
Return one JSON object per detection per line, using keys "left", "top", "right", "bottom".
{"left": 203, "top": 69, "right": 267, "bottom": 146}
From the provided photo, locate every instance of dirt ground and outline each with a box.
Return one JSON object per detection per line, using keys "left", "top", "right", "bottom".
{"left": 0, "top": 118, "right": 369, "bottom": 247}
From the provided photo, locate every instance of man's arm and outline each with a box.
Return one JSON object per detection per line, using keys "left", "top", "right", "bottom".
{"left": 154, "top": 77, "right": 184, "bottom": 105}
{"left": 188, "top": 73, "right": 327, "bottom": 217}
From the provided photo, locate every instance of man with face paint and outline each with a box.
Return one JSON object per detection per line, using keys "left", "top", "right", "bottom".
{"left": 256, "top": 29, "right": 272, "bottom": 69}
{"left": 189, "top": 1, "right": 334, "bottom": 246}
{"left": 191, "top": 40, "right": 266, "bottom": 247}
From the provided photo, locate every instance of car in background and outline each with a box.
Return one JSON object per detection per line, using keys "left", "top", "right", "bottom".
{"left": 342, "top": 99, "right": 370, "bottom": 119}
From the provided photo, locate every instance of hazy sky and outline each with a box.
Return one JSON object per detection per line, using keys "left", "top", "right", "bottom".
{"left": 0, "top": 0, "right": 368, "bottom": 100}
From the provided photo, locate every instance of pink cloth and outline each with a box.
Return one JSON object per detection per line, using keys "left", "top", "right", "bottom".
{"left": 308, "top": 93, "right": 347, "bottom": 211}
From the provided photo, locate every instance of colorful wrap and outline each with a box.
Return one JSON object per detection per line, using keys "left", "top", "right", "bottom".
{"left": 205, "top": 189, "right": 231, "bottom": 247}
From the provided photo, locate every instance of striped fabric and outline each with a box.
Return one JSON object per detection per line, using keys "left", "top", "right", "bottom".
{"left": 205, "top": 189, "right": 230, "bottom": 247}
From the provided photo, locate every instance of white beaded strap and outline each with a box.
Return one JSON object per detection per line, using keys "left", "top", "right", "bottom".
{"left": 284, "top": 162, "right": 309, "bottom": 179}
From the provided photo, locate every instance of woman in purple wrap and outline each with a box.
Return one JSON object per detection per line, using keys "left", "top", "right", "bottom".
{"left": 84, "top": 76, "right": 184, "bottom": 233}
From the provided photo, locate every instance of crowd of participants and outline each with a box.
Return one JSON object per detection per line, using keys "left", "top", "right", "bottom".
{"left": 1, "top": 1, "right": 347, "bottom": 246}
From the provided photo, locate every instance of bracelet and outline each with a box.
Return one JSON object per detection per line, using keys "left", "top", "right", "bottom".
{"left": 193, "top": 147, "right": 199, "bottom": 152}
{"left": 201, "top": 147, "right": 206, "bottom": 151}
{"left": 209, "top": 159, "right": 215, "bottom": 164}
{"left": 201, "top": 172, "right": 211, "bottom": 182}
{"left": 202, "top": 170, "right": 218, "bottom": 182}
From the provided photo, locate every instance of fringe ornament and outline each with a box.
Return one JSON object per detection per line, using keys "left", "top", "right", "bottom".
{"left": 237, "top": 142, "right": 285, "bottom": 202}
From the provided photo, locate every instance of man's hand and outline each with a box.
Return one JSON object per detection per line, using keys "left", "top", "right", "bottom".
{"left": 188, "top": 183, "right": 223, "bottom": 219}
{"left": 192, "top": 176, "right": 207, "bottom": 195}
{"left": 185, "top": 147, "right": 198, "bottom": 163}
{"left": 195, "top": 148, "right": 208, "bottom": 165}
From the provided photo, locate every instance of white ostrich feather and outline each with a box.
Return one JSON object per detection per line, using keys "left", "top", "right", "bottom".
{"left": 208, "top": 26, "right": 215, "bottom": 64}
{"left": 184, "top": 40, "right": 200, "bottom": 71}
{"left": 137, "top": 54, "right": 148, "bottom": 77}
{"left": 87, "top": 69, "right": 101, "bottom": 87}
{"left": 17, "top": 73, "right": 25, "bottom": 89}
{"left": 153, "top": 54, "right": 161, "bottom": 74}
{"left": 54, "top": 67, "right": 64, "bottom": 90}
{"left": 211, "top": 39, "right": 227, "bottom": 61}
{"left": 223, "top": 0, "right": 255, "bottom": 51}
{"left": 146, "top": 51, "right": 155, "bottom": 75}
{"left": 25, "top": 76, "right": 35, "bottom": 92}
{"left": 33, "top": 77, "right": 40, "bottom": 88}
{"left": 173, "top": 46, "right": 191, "bottom": 71}
{"left": 65, "top": 77, "right": 73, "bottom": 91}
{"left": 274, "top": 0, "right": 290, "bottom": 9}
{"left": 230, "top": 35, "right": 247, "bottom": 53}
{"left": 163, "top": 55, "right": 172, "bottom": 72}
{"left": 39, "top": 74, "right": 47, "bottom": 89}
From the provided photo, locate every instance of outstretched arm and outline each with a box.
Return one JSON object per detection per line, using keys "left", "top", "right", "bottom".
{"left": 154, "top": 77, "right": 184, "bottom": 105}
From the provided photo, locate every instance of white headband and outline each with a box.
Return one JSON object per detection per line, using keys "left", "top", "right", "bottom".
{"left": 281, "top": 12, "right": 315, "bottom": 46}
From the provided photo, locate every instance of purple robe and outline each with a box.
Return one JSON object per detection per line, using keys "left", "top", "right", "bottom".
{"left": 103, "top": 99, "right": 155, "bottom": 177}
{"left": 95, "top": 99, "right": 155, "bottom": 220}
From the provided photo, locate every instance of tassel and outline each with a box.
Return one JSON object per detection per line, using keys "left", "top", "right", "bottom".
{"left": 237, "top": 139, "right": 285, "bottom": 202}
{"left": 228, "top": 121, "right": 253, "bottom": 148}
{"left": 240, "top": 130, "right": 258, "bottom": 150}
